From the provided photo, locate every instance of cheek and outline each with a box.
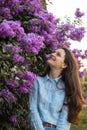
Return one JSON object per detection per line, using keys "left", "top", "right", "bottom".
{"left": 56, "top": 60, "right": 64, "bottom": 67}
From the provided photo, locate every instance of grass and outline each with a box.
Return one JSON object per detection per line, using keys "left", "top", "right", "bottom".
{"left": 70, "top": 105, "right": 87, "bottom": 130}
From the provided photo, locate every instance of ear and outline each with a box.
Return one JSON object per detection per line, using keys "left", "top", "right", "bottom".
{"left": 62, "top": 63, "right": 67, "bottom": 69}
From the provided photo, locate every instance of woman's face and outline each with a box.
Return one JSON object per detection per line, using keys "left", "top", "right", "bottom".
{"left": 47, "top": 48, "right": 67, "bottom": 70}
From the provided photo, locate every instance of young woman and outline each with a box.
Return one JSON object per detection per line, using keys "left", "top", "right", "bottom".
{"left": 28, "top": 47, "right": 84, "bottom": 130}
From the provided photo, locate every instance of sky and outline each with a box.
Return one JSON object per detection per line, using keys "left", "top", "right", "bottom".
{"left": 46, "top": 0, "right": 87, "bottom": 51}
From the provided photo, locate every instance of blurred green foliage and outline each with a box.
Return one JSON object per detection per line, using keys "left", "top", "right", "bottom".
{"left": 71, "top": 106, "right": 87, "bottom": 130}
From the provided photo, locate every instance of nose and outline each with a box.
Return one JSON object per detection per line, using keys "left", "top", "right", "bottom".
{"left": 51, "top": 52, "right": 56, "bottom": 56}
{"left": 50, "top": 53, "right": 56, "bottom": 60}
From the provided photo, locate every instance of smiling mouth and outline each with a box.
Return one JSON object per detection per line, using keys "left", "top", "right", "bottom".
{"left": 49, "top": 55, "right": 56, "bottom": 61}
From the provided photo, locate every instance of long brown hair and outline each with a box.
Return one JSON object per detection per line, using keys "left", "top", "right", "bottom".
{"left": 42, "top": 47, "right": 84, "bottom": 124}
{"left": 61, "top": 47, "right": 84, "bottom": 124}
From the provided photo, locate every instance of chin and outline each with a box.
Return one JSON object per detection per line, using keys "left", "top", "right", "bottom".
{"left": 47, "top": 60, "right": 51, "bottom": 64}
{"left": 47, "top": 62, "right": 54, "bottom": 67}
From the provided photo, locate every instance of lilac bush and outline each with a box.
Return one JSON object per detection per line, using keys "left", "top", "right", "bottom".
{"left": 0, "top": 0, "right": 87, "bottom": 129}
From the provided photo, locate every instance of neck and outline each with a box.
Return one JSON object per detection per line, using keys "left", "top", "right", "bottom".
{"left": 49, "top": 69, "right": 62, "bottom": 79}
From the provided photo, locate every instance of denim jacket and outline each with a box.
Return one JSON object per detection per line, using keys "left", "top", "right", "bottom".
{"left": 28, "top": 74, "right": 71, "bottom": 130}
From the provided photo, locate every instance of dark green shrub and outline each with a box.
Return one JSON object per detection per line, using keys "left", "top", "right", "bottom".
{"left": 84, "top": 74, "right": 87, "bottom": 81}
{"left": 82, "top": 82, "right": 87, "bottom": 96}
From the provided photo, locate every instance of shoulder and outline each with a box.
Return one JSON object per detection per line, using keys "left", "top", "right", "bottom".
{"left": 33, "top": 75, "right": 46, "bottom": 86}
{"left": 34, "top": 75, "right": 45, "bottom": 83}
{"left": 30, "top": 76, "right": 45, "bottom": 92}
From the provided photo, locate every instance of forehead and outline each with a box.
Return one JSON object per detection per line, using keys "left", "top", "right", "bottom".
{"left": 55, "top": 48, "right": 66, "bottom": 56}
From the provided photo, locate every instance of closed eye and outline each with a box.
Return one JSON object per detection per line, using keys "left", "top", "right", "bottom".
{"left": 57, "top": 52, "right": 61, "bottom": 57}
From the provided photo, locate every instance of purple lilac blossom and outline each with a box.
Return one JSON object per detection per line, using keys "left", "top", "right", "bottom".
{"left": 0, "top": 0, "right": 43, "bottom": 16}
{"left": 18, "top": 71, "right": 37, "bottom": 93}
{"left": 56, "top": 24, "right": 74, "bottom": 44}
{"left": 63, "top": 24, "right": 73, "bottom": 31}
{"left": 44, "top": 54, "right": 51, "bottom": 60}
{"left": 10, "top": 115, "right": 18, "bottom": 124}
{"left": 75, "top": 8, "right": 85, "bottom": 18}
{"left": 56, "top": 30, "right": 67, "bottom": 44}
{"left": 72, "top": 49, "right": 82, "bottom": 58}
{"left": 15, "top": 72, "right": 24, "bottom": 79}
{"left": 12, "top": 71, "right": 37, "bottom": 93}
{"left": 6, "top": 20, "right": 25, "bottom": 40}
{"left": 20, "top": 33, "right": 45, "bottom": 54}
{"left": 0, "top": 21, "right": 16, "bottom": 38}
{"left": 18, "top": 81, "right": 32, "bottom": 93}
{"left": 5, "top": 0, "right": 23, "bottom": 15}
{"left": 12, "top": 54, "right": 24, "bottom": 63}
{"left": 12, "top": 47, "right": 22, "bottom": 53}
{"left": 36, "top": 11, "right": 59, "bottom": 27}
{"left": 18, "top": 85, "right": 29, "bottom": 93}
{"left": 41, "top": 30, "right": 58, "bottom": 50}
{"left": 1, "top": 89, "right": 16, "bottom": 103}
{"left": 28, "top": 11, "right": 59, "bottom": 50}
{"left": 5, "top": 44, "right": 22, "bottom": 53}
{"left": 23, "top": 0, "right": 43, "bottom": 15}
{"left": 63, "top": 42, "right": 71, "bottom": 48}
{"left": 69, "top": 27, "right": 85, "bottom": 41}
{"left": 0, "top": 7, "right": 12, "bottom": 19}
{"left": 6, "top": 0, "right": 20, "bottom": 7}
{"left": 24, "top": 71, "right": 37, "bottom": 81}
{"left": 0, "top": 0, "right": 6, "bottom": 5}
{"left": 6, "top": 79, "right": 18, "bottom": 88}
{"left": 0, "top": 20, "right": 25, "bottom": 39}
{"left": 15, "top": 71, "right": 37, "bottom": 82}
{"left": 38, "top": 11, "right": 58, "bottom": 35}
{"left": 79, "top": 69, "right": 87, "bottom": 78}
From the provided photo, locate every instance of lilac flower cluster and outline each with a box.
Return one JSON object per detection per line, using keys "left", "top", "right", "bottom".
{"left": 12, "top": 54, "right": 24, "bottom": 63}
{"left": 5, "top": 44, "right": 22, "bottom": 54}
{"left": 6, "top": 71, "right": 37, "bottom": 94}
{"left": 72, "top": 49, "right": 82, "bottom": 59}
{"left": 20, "top": 33, "right": 45, "bottom": 54}
{"left": 0, "top": 0, "right": 43, "bottom": 19}
{"left": 17, "top": 71, "right": 37, "bottom": 93}
{"left": 69, "top": 27, "right": 85, "bottom": 41}
{"left": 10, "top": 115, "right": 18, "bottom": 124}
{"left": 0, "top": 7, "right": 12, "bottom": 19}
{"left": 0, "top": 20, "right": 25, "bottom": 39}
{"left": 1, "top": 89, "right": 16, "bottom": 103}
{"left": 72, "top": 49, "right": 87, "bottom": 77}
{"left": 75, "top": 8, "right": 85, "bottom": 18}
{"left": 28, "top": 11, "right": 59, "bottom": 50}
{"left": 0, "top": 0, "right": 5, "bottom": 5}
{"left": 0, "top": 20, "right": 15, "bottom": 38}
{"left": 56, "top": 23, "right": 85, "bottom": 44}
{"left": 5, "top": 43, "right": 24, "bottom": 64}
{"left": 10, "top": 115, "right": 27, "bottom": 126}
{"left": 79, "top": 69, "right": 87, "bottom": 78}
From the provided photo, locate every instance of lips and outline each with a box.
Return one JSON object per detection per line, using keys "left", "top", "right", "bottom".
{"left": 48, "top": 55, "right": 56, "bottom": 61}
